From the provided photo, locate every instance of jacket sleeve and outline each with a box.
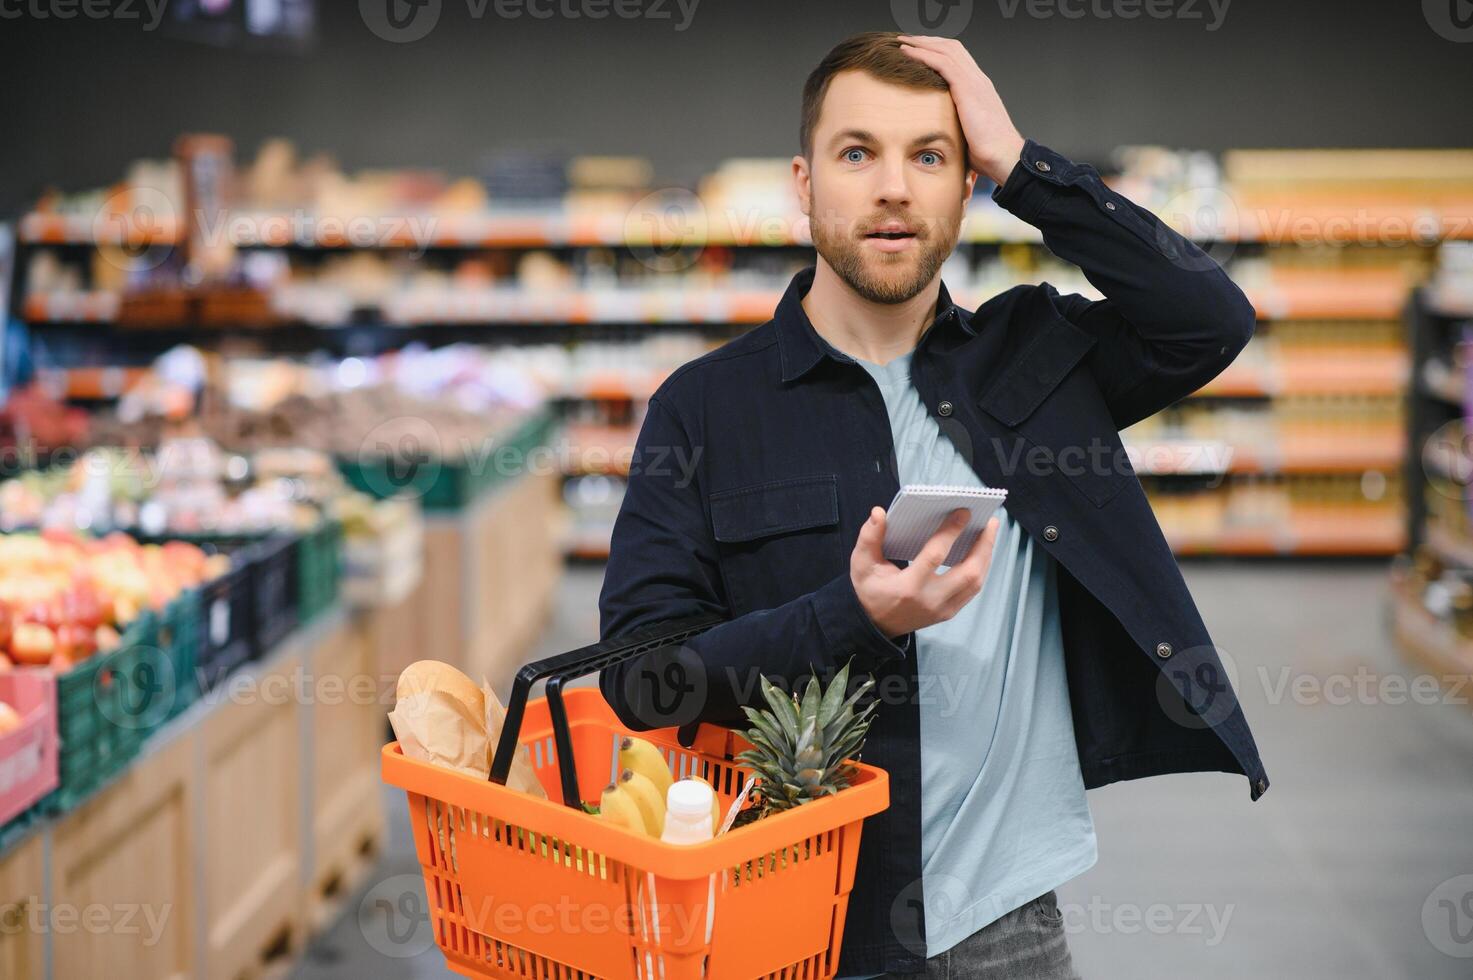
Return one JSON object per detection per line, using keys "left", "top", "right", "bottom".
{"left": 597, "top": 393, "right": 911, "bottom": 742}
{"left": 990, "top": 138, "right": 1257, "bottom": 430}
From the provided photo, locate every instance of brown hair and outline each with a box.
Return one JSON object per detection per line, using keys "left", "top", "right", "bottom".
{"left": 799, "top": 31, "right": 952, "bottom": 161}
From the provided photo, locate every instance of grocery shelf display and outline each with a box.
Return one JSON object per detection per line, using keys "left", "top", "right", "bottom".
{"left": 11, "top": 137, "right": 1462, "bottom": 560}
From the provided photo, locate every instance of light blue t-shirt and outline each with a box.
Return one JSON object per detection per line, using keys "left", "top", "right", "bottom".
{"left": 838, "top": 347, "right": 1097, "bottom": 977}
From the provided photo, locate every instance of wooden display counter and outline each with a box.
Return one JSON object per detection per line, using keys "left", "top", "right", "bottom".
{"left": 0, "top": 466, "right": 568, "bottom": 979}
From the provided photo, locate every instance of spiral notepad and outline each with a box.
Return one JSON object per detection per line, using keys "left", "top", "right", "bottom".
{"left": 882, "top": 484, "right": 1008, "bottom": 566}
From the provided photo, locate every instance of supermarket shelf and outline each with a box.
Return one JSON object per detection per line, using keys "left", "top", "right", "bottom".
{"left": 21, "top": 285, "right": 1424, "bottom": 329}
{"left": 1127, "top": 439, "right": 1404, "bottom": 475}
{"left": 1424, "top": 518, "right": 1473, "bottom": 569}
{"left": 1167, "top": 524, "right": 1405, "bottom": 556}
{"left": 20, "top": 202, "right": 1473, "bottom": 249}
{"left": 1390, "top": 575, "right": 1473, "bottom": 684}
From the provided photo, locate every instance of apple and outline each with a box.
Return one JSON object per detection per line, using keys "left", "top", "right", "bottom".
{"left": 93, "top": 625, "right": 121, "bottom": 654}
{"left": 10, "top": 623, "right": 56, "bottom": 666}
{"left": 56, "top": 623, "right": 96, "bottom": 660}
{"left": 0, "top": 702, "right": 21, "bottom": 735}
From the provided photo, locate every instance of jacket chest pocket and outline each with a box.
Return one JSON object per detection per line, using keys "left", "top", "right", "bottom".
{"left": 977, "top": 313, "right": 1133, "bottom": 509}
{"left": 709, "top": 474, "right": 845, "bottom": 613}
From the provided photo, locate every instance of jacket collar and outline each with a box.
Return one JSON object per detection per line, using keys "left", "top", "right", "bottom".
{"left": 774, "top": 265, "right": 973, "bottom": 383}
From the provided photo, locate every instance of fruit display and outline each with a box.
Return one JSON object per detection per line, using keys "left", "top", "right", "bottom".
{"left": 0, "top": 530, "right": 229, "bottom": 672}
{"left": 78, "top": 344, "right": 543, "bottom": 462}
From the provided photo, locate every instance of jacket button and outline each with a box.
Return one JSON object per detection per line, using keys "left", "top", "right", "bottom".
{"left": 938, "top": 400, "right": 954, "bottom": 417}
{"left": 1255, "top": 778, "right": 1267, "bottom": 795}
{"left": 1105, "top": 201, "right": 1117, "bottom": 210}
{"left": 1155, "top": 641, "right": 1173, "bottom": 658}
{"left": 1035, "top": 160, "right": 1051, "bottom": 172}
{"left": 1042, "top": 524, "right": 1058, "bottom": 542}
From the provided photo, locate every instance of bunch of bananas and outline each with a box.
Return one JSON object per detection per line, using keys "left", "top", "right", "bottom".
{"left": 596, "top": 736, "right": 722, "bottom": 837}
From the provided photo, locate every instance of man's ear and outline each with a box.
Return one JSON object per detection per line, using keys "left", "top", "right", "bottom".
{"left": 963, "top": 168, "right": 977, "bottom": 208}
{"left": 792, "top": 154, "right": 812, "bottom": 215}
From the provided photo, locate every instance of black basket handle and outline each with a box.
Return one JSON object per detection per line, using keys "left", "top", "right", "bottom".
{"left": 490, "top": 612, "right": 726, "bottom": 809}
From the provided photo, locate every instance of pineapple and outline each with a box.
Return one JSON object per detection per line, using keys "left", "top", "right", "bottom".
{"left": 732, "top": 658, "right": 877, "bottom": 826}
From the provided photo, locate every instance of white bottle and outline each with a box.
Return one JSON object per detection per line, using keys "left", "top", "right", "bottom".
{"left": 644, "top": 779, "right": 718, "bottom": 980}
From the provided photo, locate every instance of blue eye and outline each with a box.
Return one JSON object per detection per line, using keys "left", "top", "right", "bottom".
{"left": 918, "top": 151, "right": 941, "bottom": 166}
{"left": 843, "top": 148, "right": 868, "bottom": 164}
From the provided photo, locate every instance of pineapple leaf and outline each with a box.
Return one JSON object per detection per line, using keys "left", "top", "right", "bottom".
{"left": 817, "top": 659, "right": 852, "bottom": 731}
{"left": 760, "top": 674, "right": 800, "bottom": 735}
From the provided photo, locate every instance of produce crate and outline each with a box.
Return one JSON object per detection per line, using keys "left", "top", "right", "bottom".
{"left": 131, "top": 529, "right": 301, "bottom": 662}
{"left": 0, "top": 671, "right": 59, "bottom": 830}
{"left": 249, "top": 533, "right": 301, "bottom": 657}
{"left": 39, "top": 609, "right": 156, "bottom": 816}
{"left": 339, "top": 408, "right": 556, "bottom": 512}
{"left": 196, "top": 557, "right": 256, "bottom": 693}
{"left": 92, "top": 608, "right": 162, "bottom": 773}
{"left": 338, "top": 453, "right": 480, "bottom": 512}
{"left": 296, "top": 519, "right": 342, "bottom": 624}
{"left": 157, "top": 588, "right": 202, "bottom": 722}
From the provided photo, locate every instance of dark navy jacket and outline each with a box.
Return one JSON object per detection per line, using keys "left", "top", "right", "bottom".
{"left": 598, "top": 138, "right": 1268, "bottom": 976}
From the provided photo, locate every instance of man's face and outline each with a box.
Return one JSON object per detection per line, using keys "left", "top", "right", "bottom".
{"left": 795, "top": 69, "right": 975, "bottom": 305}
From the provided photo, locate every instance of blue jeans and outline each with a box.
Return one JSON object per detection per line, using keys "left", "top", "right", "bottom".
{"left": 877, "top": 891, "right": 1081, "bottom": 979}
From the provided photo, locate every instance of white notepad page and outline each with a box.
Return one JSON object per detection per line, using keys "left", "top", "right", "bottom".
{"left": 881, "top": 484, "right": 1008, "bottom": 566}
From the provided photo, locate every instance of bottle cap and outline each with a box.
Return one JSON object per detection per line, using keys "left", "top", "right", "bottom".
{"left": 666, "top": 779, "right": 714, "bottom": 818}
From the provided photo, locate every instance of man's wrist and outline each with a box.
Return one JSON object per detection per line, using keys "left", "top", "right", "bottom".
{"left": 975, "top": 132, "right": 1026, "bottom": 187}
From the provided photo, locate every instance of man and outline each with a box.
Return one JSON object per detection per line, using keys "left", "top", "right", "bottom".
{"left": 599, "top": 30, "right": 1267, "bottom": 979}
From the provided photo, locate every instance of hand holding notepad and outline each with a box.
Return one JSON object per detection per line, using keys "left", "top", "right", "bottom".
{"left": 881, "top": 484, "right": 1008, "bottom": 566}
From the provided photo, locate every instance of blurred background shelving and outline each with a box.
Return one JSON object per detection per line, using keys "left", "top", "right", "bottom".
{"left": 11, "top": 141, "right": 1468, "bottom": 562}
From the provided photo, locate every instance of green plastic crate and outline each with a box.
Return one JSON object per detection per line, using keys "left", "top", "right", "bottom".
{"left": 337, "top": 408, "right": 557, "bottom": 512}
{"left": 38, "top": 610, "right": 155, "bottom": 816}
{"left": 157, "top": 589, "right": 202, "bottom": 722}
{"left": 296, "top": 519, "right": 342, "bottom": 624}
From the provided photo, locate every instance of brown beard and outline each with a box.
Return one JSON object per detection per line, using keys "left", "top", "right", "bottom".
{"left": 808, "top": 195, "right": 961, "bottom": 305}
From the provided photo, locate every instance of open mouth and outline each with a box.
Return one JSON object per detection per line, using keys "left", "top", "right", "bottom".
{"left": 865, "top": 230, "right": 916, "bottom": 240}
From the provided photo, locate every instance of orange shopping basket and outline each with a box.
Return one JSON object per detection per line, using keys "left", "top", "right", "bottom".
{"left": 381, "top": 613, "right": 891, "bottom": 980}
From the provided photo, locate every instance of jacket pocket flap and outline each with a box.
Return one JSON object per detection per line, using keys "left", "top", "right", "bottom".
{"left": 978, "top": 313, "right": 1097, "bottom": 427}
{"left": 710, "top": 474, "right": 839, "bottom": 543}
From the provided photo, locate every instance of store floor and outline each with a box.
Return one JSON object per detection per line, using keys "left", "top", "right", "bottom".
{"left": 293, "top": 561, "right": 1473, "bottom": 980}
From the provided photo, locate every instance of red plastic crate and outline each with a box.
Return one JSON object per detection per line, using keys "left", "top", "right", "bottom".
{"left": 0, "top": 670, "right": 60, "bottom": 826}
